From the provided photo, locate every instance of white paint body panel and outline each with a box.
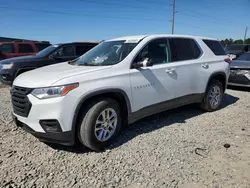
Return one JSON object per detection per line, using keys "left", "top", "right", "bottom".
{"left": 13, "top": 34, "right": 230, "bottom": 132}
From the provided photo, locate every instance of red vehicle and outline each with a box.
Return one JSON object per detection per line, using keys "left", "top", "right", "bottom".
{"left": 0, "top": 41, "right": 51, "bottom": 60}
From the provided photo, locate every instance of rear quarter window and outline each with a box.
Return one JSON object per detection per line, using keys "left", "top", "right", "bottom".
{"left": 203, "top": 39, "right": 226, "bottom": 55}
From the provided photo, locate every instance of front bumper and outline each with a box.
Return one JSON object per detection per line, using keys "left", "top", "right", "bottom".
{"left": 13, "top": 115, "right": 74, "bottom": 145}
{"left": 11, "top": 85, "right": 80, "bottom": 145}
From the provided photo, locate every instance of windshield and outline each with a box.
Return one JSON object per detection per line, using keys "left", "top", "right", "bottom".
{"left": 236, "top": 53, "right": 250, "bottom": 61}
{"left": 73, "top": 40, "right": 140, "bottom": 66}
{"left": 35, "top": 44, "right": 60, "bottom": 57}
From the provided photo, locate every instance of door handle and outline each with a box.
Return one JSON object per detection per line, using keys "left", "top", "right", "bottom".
{"left": 165, "top": 68, "right": 175, "bottom": 73}
{"left": 202, "top": 63, "right": 209, "bottom": 69}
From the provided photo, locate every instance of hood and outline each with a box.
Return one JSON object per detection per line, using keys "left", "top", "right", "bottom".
{"left": 0, "top": 55, "right": 40, "bottom": 64}
{"left": 230, "top": 60, "right": 250, "bottom": 69}
{"left": 13, "top": 62, "right": 112, "bottom": 88}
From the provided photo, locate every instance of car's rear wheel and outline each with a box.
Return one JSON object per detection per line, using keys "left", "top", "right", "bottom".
{"left": 77, "top": 98, "right": 122, "bottom": 151}
{"left": 200, "top": 79, "right": 224, "bottom": 112}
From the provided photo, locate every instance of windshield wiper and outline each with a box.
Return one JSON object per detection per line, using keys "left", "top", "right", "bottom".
{"left": 68, "top": 58, "right": 80, "bottom": 65}
{"left": 78, "top": 63, "right": 101, "bottom": 66}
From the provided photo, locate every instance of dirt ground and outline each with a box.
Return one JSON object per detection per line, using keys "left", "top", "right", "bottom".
{"left": 0, "top": 83, "right": 250, "bottom": 188}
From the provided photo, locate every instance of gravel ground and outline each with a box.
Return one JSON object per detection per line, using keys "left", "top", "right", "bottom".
{"left": 0, "top": 82, "right": 250, "bottom": 188}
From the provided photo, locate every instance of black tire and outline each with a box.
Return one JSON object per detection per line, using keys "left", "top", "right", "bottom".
{"left": 77, "top": 98, "right": 122, "bottom": 151}
{"left": 200, "top": 79, "right": 224, "bottom": 112}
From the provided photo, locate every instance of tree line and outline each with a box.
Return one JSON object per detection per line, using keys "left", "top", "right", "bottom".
{"left": 221, "top": 38, "right": 250, "bottom": 46}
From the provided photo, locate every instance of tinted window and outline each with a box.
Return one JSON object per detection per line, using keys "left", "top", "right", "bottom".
{"left": 55, "top": 45, "right": 75, "bottom": 56}
{"left": 203, "top": 40, "right": 226, "bottom": 55}
{"left": 0, "top": 44, "right": 14, "bottom": 53}
{"left": 225, "top": 45, "right": 244, "bottom": 51}
{"left": 190, "top": 39, "right": 201, "bottom": 58}
{"left": 75, "top": 45, "right": 96, "bottom": 56}
{"left": 135, "top": 39, "right": 170, "bottom": 65}
{"left": 18, "top": 44, "right": 34, "bottom": 53}
{"left": 35, "top": 43, "right": 51, "bottom": 51}
{"left": 169, "top": 38, "right": 200, "bottom": 61}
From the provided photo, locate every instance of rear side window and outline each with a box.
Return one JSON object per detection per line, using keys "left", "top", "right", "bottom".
{"left": 203, "top": 40, "right": 226, "bottom": 55}
{"left": 18, "top": 44, "right": 34, "bottom": 53}
{"left": 169, "top": 38, "right": 201, "bottom": 61}
{"left": 75, "top": 45, "right": 96, "bottom": 56}
{"left": 35, "top": 43, "right": 51, "bottom": 51}
{"left": 0, "top": 44, "right": 14, "bottom": 53}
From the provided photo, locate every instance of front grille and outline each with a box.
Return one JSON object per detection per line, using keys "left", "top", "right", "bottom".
{"left": 11, "top": 86, "right": 33, "bottom": 117}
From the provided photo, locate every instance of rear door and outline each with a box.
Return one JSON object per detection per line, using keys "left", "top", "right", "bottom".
{"left": 17, "top": 43, "right": 35, "bottom": 57}
{"left": 167, "top": 37, "right": 204, "bottom": 97}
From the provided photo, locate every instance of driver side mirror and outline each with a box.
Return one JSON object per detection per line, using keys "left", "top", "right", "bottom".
{"left": 132, "top": 58, "right": 153, "bottom": 68}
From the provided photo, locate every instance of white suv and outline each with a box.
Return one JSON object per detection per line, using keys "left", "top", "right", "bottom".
{"left": 11, "top": 34, "right": 230, "bottom": 151}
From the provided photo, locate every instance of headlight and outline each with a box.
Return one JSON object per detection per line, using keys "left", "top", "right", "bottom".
{"left": 2, "top": 63, "right": 14, "bottom": 70}
{"left": 31, "top": 83, "right": 79, "bottom": 99}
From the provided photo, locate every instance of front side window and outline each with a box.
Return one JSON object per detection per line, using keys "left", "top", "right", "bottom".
{"left": 55, "top": 45, "right": 75, "bottom": 56}
{"left": 18, "top": 44, "right": 34, "bottom": 53}
{"left": 75, "top": 45, "right": 96, "bottom": 56}
{"left": 73, "top": 40, "right": 140, "bottom": 66}
{"left": 0, "top": 44, "right": 14, "bottom": 53}
{"left": 134, "top": 38, "right": 170, "bottom": 65}
{"left": 169, "top": 38, "right": 200, "bottom": 61}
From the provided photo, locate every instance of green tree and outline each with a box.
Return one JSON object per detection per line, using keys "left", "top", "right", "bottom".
{"left": 244, "top": 38, "right": 250, "bottom": 44}
{"left": 234, "top": 39, "right": 244, "bottom": 44}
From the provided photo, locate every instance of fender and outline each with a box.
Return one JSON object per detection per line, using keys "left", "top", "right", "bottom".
{"left": 15, "top": 67, "right": 37, "bottom": 78}
{"left": 71, "top": 88, "right": 132, "bottom": 141}
{"left": 206, "top": 71, "right": 227, "bottom": 91}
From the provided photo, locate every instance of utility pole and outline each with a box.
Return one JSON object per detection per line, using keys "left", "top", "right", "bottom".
{"left": 243, "top": 26, "right": 248, "bottom": 44}
{"left": 171, "top": 0, "right": 176, "bottom": 34}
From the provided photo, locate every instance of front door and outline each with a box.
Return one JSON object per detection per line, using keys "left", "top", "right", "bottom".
{"left": 129, "top": 38, "right": 178, "bottom": 113}
{"left": 129, "top": 37, "right": 203, "bottom": 114}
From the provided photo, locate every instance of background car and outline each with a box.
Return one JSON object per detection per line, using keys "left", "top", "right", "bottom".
{"left": 228, "top": 52, "right": 250, "bottom": 87}
{"left": 0, "top": 41, "right": 99, "bottom": 85}
{"left": 0, "top": 40, "right": 51, "bottom": 60}
{"left": 224, "top": 44, "right": 250, "bottom": 59}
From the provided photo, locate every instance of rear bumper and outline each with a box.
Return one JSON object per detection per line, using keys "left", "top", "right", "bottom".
{"left": 228, "top": 82, "right": 250, "bottom": 87}
{"left": 228, "top": 74, "right": 250, "bottom": 87}
{"left": 13, "top": 115, "right": 74, "bottom": 145}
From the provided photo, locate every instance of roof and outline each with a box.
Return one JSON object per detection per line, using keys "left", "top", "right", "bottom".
{"left": 76, "top": 40, "right": 100, "bottom": 44}
{"left": 107, "top": 34, "right": 217, "bottom": 42}
{"left": 52, "top": 41, "right": 99, "bottom": 46}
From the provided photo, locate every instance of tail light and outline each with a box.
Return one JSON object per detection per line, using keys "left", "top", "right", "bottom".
{"left": 224, "top": 58, "right": 231, "bottom": 64}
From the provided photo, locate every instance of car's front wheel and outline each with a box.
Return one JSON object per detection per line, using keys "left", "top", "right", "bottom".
{"left": 77, "top": 98, "right": 122, "bottom": 151}
{"left": 200, "top": 79, "right": 224, "bottom": 112}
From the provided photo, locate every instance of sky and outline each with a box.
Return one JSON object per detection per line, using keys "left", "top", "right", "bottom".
{"left": 0, "top": 0, "right": 249, "bottom": 43}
